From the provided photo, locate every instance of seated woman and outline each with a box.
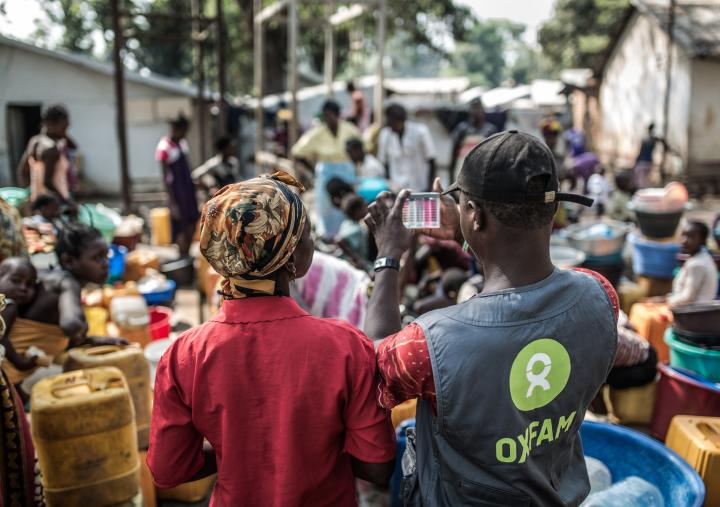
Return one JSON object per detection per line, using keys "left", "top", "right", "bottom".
{"left": 148, "top": 172, "right": 395, "bottom": 505}
{"left": 607, "top": 311, "right": 658, "bottom": 389}
{"left": 0, "top": 224, "right": 124, "bottom": 387}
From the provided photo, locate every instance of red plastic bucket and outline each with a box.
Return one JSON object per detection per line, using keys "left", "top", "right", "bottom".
{"left": 651, "top": 363, "right": 720, "bottom": 440}
{"left": 149, "top": 307, "right": 172, "bottom": 341}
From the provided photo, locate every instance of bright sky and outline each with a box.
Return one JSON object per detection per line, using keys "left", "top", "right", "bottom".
{"left": 0, "top": 0, "right": 52, "bottom": 41}
{"left": 456, "top": 0, "right": 557, "bottom": 45}
{"left": 0, "top": 0, "right": 557, "bottom": 47}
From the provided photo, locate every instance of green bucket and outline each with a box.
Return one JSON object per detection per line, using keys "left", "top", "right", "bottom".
{"left": 78, "top": 204, "right": 120, "bottom": 243}
{"left": 0, "top": 187, "right": 30, "bottom": 208}
{"left": 665, "top": 328, "right": 720, "bottom": 382}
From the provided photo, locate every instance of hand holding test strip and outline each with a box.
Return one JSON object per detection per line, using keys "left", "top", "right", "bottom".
{"left": 402, "top": 192, "right": 441, "bottom": 229}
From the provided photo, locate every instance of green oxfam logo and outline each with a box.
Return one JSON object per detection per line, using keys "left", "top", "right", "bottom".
{"left": 509, "top": 338, "right": 571, "bottom": 411}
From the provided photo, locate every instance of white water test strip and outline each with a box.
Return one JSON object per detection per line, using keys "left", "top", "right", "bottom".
{"left": 402, "top": 192, "right": 441, "bottom": 229}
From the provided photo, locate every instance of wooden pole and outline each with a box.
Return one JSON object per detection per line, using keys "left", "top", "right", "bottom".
{"left": 254, "top": 0, "right": 264, "bottom": 157}
{"left": 324, "top": 0, "right": 335, "bottom": 97}
{"left": 216, "top": 0, "right": 228, "bottom": 136}
{"left": 374, "top": 0, "right": 386, "bottom": 125}
{"left": 110, "top": 0, "right": 132, "bottom": 213}
{"left": 288, "top": 0, "right": 299, "bottom": 148}
{"left": 192, "top": 0, "right": 207, "bottom": 161}
{"left": 661, "top": 0, "right": 676, "bottom": 182}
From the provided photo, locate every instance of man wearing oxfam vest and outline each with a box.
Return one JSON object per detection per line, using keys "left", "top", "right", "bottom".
{"left": 364, "top": 131, "right": 619, "bottom": 506}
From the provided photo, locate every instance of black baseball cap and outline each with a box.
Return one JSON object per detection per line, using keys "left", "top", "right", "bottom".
{"left": 445, "top": 130, "right": 594, "bottom": 207}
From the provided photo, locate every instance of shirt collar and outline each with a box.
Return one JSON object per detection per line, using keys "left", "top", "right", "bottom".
{"left": 212, "top": 296, "right": 309, "bottom": 324}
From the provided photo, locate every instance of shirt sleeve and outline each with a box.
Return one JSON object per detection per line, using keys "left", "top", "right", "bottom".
{"left": 668, "top": 262, "right": 705, "bottom": 306}
{"left": 376, "top": 323, "right": 436, "bottom": 410}
{"left": 155, "top": 139, "right": 169, "bottom": 163}
{"left": 290, "top": 128, "right": 318, "bottom": 161}
{"left": 147, "top": 342, "right": 205, "bottom": 489}
{"left": 572, "top": 267, "right": 619, "bottom": 322}
{"left": 419, "top": 124, "right": 437, "bottom": 160}
{"left": 377, "top": 129, "right": 389, "bottom": 166}
{"left": 343, "top": 331, "right": 396, "bottom": 463}
{"left": 614, "top": 325, "right": 650, "bottom": 367}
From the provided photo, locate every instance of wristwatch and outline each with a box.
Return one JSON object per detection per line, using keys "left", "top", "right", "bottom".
{"left": 374, "top": 256, "right": 400, "bottom": 272}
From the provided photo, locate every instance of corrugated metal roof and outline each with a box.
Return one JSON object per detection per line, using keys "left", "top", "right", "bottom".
{"left": 635, "top": 0, "right": 720, "bottom": 57}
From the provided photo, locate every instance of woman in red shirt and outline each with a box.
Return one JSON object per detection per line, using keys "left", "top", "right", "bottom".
{"left": 147, "top": 172, "right": 395, "bottom": 507}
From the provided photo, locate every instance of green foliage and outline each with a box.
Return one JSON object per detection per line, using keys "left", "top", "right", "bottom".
{"left": 28, "top": 0, "right": 474, "bottom": 94}
{"left": 538, "top": 0, "right": 630, "bottom": 71}
{"left": 448, "top": 18, "right": 546, "bottom": 88}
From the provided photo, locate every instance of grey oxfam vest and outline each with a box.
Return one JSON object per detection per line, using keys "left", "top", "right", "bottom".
{"left": 403, "top": 269, "right": 617, "bottom": 507}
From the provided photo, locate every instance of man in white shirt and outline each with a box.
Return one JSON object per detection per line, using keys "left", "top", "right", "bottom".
{"left": 668, "top": 221, "right": 718, "bottom": 306}
{"left": 377, "top": 104, "right": 436, "bottom": 191}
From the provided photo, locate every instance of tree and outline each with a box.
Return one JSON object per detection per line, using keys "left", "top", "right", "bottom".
{"left": 26, "top": 0, "right": 474, "bottom": 95}
{"left": 538, "top": 0, "right": 630, "bottom": 71}
{"left": 449, "top": 18, "right": 528, "bottom": 88}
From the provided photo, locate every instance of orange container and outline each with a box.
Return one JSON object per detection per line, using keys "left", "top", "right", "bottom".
{"left": 629, "top": 301, "right": 673, "bottom": 363}
{"left": 665, "top": 416, "right": 720, "bottom": 507}
{"left": 391, "top": 399, "right": 417, "bottom": 428}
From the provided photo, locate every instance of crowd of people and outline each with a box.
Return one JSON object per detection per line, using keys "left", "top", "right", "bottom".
{"left": 0, "top": 93, "right": 718, "bottom": 507}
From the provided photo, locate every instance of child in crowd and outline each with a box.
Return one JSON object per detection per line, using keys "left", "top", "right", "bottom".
{"left": 668, "top": 221, "right": 718, "bottom": 306}
{"left": 346, "top": 138, "right": 385, "bottom": 179}
{"left": 26, "top": 194, "right": 62, "bottom": 233}
{"left": 336, "top": 194, "right": 370, "bottom": 265}
{"left": 607, "top": 170, "right": 635, "bottom": 222}
{"left": 326, "top": 177, "right": 355, "bottom": 210}
{"left": 0, "top": 224, "right": 124, "bottom": 386}
{"left": 0, "top": 259, "right": 42, "bottom": 378}
{"left": 587, "top": 166, "right": 611, "bottom": 217}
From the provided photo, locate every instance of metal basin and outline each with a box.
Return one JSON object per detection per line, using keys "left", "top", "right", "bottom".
{"left": 563, "top": 221, "right": 633, "bottom": 258}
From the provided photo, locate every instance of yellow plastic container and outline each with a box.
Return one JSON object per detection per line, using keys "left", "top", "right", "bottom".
{"left": 31, "top": 367, "right": 139, "bottom": 507}
{"left": 666, "top": 416, "right": 720, "bottom": 507}
{"left": 157, "top": 474, "right": 217, "bottom": 503}
{"left": 603, "top": 381, "right": 657, "bottom": 425}
{"left": 64, "top": 346, "right": 152, "bottom": 449}
{"left": 84, "top": 307, "right": 109, "bottom": 336}
{"left": 150, "top": 208, "right": 172, "bottom": 246}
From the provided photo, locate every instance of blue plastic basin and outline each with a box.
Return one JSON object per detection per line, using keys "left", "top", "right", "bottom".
{"left": 629, "top": 233, "right": 680, "bottom": 278}
{"left": 580, "top": 421, "right": 705, "bottom": 507}
{"left": 390, "top": 420, "right": 705, "bottom": 507}
{"left": 141, "top": 279, "right": 177, "bottom": 306}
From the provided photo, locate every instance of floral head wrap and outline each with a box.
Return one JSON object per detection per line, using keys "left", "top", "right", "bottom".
{"left": 199, "top": 171, "right": 307, "bottom": 299}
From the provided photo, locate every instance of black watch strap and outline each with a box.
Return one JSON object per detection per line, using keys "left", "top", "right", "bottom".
{"left": 374, "top": 256, "right": 400, "bottom": 272}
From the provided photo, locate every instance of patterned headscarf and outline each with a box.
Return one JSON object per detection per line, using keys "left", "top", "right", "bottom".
{"left": 199, "top": 171, "right": 307, "bottom": 299}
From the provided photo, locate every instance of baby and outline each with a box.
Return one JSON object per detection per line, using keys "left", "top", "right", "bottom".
{"left": 0, "top": 258, "right": 41, "bottom": 375}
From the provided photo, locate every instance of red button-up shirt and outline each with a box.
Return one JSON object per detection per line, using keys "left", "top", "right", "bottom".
{"left": 148, "top": 296, "right": 395, "bottom": 507}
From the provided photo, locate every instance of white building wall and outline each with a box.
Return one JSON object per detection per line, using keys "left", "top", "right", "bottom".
{"left": 0, "top": 43, "right": 193, "bottom": 192}
{"left": 688, "top": 59, "right": 720, "bottom": 175}
{"left": 598, "top": 12, "right": 690, "bottom": 169}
